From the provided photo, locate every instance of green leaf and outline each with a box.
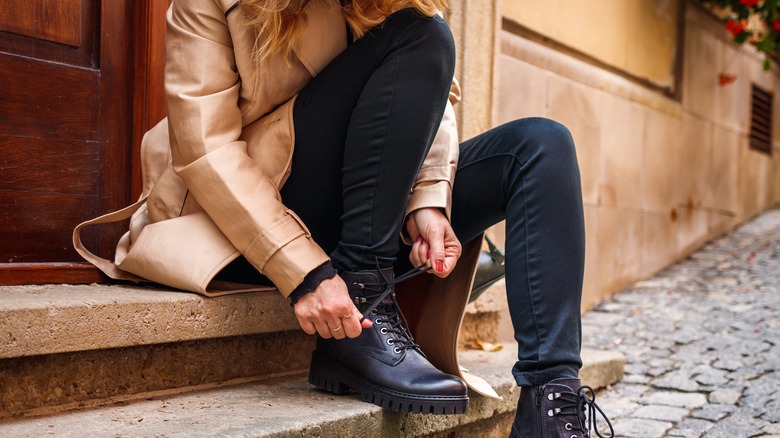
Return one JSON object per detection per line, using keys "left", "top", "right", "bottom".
{"left": 757, "top": 36, "right": 776, "bottom": 52}
{"left": 763, "top": 57, "right": 772, "bottom": 71}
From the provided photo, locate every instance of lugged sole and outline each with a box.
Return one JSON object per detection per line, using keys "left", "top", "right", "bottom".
{"left": 308, "top": 351, "right": 469, "bottom": 415}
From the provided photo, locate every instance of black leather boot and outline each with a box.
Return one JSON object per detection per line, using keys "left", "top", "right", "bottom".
{"left": 308, "top": 267, "right": 469, "bottom": 415}
{"left": 511, "top": 378, "right": 613, "bottom": 438}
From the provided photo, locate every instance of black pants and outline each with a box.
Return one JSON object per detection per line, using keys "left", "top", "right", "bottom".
{"left": 284, "top": 10, "right": 584, "bottom": 386}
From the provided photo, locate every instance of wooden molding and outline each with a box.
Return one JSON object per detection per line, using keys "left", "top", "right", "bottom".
{"left": 0, "top": 263, "right": 108, "bottom": 286}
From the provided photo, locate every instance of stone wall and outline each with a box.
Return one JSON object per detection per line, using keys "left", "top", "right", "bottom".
{"left": 503, "top": 0, "right": 680, "bottom": 90}
{"left": 497, "top": 2, "right": 780, "bottom": 310}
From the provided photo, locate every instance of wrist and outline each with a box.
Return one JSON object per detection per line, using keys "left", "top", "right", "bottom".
{"left": 289, "top": 261, "right": 338, "bottom": 306}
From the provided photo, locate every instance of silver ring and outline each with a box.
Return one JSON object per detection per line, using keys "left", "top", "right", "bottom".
{"left": 331, "top": 325, "right": 342, "bottom": 332}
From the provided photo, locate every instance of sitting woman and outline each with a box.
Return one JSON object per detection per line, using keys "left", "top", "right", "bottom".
{"left": 76, "top": 0, "right": 613, "bottom": 436}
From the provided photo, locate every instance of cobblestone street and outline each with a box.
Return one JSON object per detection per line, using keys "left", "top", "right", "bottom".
{"left": 582, "top": 208, "right": 780, "bottom": 438}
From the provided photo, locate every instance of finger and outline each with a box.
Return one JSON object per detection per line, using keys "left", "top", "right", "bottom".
{"left": 313, "top": 320, "right": 332, "bottom": 339}
{"left": 326, "top": 318, "right": 346, "bottom": 340}
{"left": 409, "top": 238, "right": 423, "bottom": 267}
{"left": 410, "top": 239, "right": 428, "bottom": 267}
{"left": 297, "top": 317, "right": 317, "bottom": 335}
{"left": 417, "top": 240, "right": 430, "bottom": 267}
{"left": 428, "top": 227, "right": 446, "bottom": 273}
{"left": 342, "top": 312, "right": 363, "bottom": 339}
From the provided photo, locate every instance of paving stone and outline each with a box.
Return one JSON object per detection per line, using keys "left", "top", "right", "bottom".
{"left": 764, "top": 423, "right": 780, "bottom": 434}
{"left": 706, "top": 413, "right": 770, "bottom": 438}
{"left": 666, "top": 418, "right": 714, "bottom": 437}
{"left": 652, "top": 370, "right": 703, "bottom": 392}
{"left": 708, "top": 389, "right": 742, "bottom": 405}
{"left": 630, "top": 405, "right": 689, "bottom": 422}
{"left": 642, "top": 391, "right": 707, "bottom": 408}
{"left": 610, "top": 418, "right": 672, "bottom": 438}
{"left": 691, "top": 404, "right": 736, "bottom": 421}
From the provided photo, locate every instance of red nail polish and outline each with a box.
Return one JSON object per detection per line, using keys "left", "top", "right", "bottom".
{"left": 427, "top": 251, "right": 430, "bottom": 259}
{"left": 436, "top": 261, "right": 443, "bottom": 272}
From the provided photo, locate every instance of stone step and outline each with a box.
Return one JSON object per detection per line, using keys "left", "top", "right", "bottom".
{"left": 0, "top": 345, "right": 626, "bottom": 438}
{"left": 0, "top": 283, "right": 308, "bottom": 419}
{"left": 0, "top": 283, "right": 625, "bottom": 422}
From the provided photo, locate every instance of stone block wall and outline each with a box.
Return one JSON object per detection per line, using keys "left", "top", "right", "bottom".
{"left": 496, "top": 3, "right": 780, "bottom": 310}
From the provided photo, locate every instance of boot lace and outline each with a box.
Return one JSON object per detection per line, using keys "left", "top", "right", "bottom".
{"left": 351, "top": 263, "right": 431, "bottom": 354}
{"left": 547, "top": 385, "right": 614, "bottom": 438}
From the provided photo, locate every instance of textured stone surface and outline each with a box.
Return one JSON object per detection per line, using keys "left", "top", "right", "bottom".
{"left": 0, "top": 342, "right": 623, "bottom": 435}
{"left": 0, "top": 345, "right": 521, "bottom": 437}
{"left": 582, "top": 208, "right": 780, "bottom": 437}
{"left": 0, "top": 331, "right": 313, "bottom": 419}
{"left": 0, "top": 285, "right": 298, "bottom": 358}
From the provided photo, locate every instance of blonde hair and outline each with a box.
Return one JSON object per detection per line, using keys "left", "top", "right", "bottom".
{"left": 240, "top": 0, "right": 448, "bottom": 63}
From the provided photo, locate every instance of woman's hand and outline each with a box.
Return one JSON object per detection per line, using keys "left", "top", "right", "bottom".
{"left": 293, "top": 275, "right": 372, "bottom": 339}
{"left": 406, "top": 208, "right": 461, "bottom": 278}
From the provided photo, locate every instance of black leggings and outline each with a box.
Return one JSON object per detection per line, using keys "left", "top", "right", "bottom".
{"left": 289, "top": 10, "right": 584, "bottom": 386}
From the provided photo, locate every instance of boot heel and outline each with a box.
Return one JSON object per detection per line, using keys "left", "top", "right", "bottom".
{"left": 308, "top": 352, "right": 351, "bottom": 395}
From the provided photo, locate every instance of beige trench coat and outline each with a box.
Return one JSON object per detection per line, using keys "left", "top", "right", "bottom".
{"left": 74, "top": 0, "right": 498, "bottom": 398}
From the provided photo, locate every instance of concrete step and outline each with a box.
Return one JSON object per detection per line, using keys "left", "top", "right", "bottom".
{"left": 0, "top": 345, "right": 625, "bottom": 438}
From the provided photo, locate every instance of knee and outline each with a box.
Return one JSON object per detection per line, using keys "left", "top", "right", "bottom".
{"left": 502, "top": 118, "right": 577, "bottom": 169}
{"left": 402, "top": 12, "right": 456, "bottom": 80}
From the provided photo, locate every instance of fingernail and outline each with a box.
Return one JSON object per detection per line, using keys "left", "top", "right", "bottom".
{"left": 436, "top": 261, "right": 443, "bottom": 272}
{"left": 427, "top": 251, "right": 431, "bottom": 258}
{"left": 416, "top": 236, "right": 422, "bottom": 243}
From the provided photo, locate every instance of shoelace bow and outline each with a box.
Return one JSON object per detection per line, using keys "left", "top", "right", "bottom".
{"left": 548, "top": 385, "right": 614, "bottom": 438}
{"left": 352, "top": 263, "right": 431, "bottom": 353}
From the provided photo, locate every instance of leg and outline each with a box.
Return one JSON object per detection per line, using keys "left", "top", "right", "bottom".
{"left": 282, "top": 10, "right": 468, "bottom": 415}
{"left": 451, "top": 118, "right": 585, "bottom": 384}
{"left": 281, "top": 9, "right": 456, "bottom": 271}
{"left": 450, "top": 119, "right": 613, "bottom": 436}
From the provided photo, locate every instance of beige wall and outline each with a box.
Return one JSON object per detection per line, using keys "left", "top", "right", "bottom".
{"left": 502, "top": 0, "right": 680, "bottom": 89}
{"left": 497, "top": 3, "right": 780, "bottom": 309}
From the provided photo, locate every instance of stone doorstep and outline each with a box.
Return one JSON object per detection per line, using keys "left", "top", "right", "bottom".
{"left": 0, "top": 346, "right": 626, "bottom": 438}
{"left": 0, "top": 283, "right": 300, "bottom": 359}
{"left": 0, "top": 282, "right": 501, "bottom": 360}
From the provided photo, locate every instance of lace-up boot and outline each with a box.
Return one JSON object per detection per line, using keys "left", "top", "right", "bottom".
{"left": 511, "top": 378, "right": 614, "bottom": 438}
{"left": 308, "top": 267, "right": 469, "bottom": 414}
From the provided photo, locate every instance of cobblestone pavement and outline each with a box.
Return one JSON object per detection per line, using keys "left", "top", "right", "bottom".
{"left": 581, "top": 208, "right": 780, "bottom": 438}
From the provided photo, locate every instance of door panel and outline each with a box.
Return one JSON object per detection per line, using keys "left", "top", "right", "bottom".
{"left": 0, "top": 54, "right": 99, "bottom": 140}
{"left": 0, "top": 0, "right": 97, "bottom": 67}
{"left": 0, "top": 0, "right": 84, "bottom": 47}
{"left": 0, "top": 0, "right": 135, "bottom": 283}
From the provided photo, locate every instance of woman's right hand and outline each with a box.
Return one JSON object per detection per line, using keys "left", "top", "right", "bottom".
{"left": 293, "top": 275, "right": 373, "bottom": 340}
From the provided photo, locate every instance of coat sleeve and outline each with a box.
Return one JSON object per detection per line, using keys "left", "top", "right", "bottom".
{"left": 402, "top": 78, "right": 461, "bottom": 242}
{"left": 165, "top": 0, "right": 329, "bottom": 297}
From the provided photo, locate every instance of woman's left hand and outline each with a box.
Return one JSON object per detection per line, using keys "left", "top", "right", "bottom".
{"left": 406, "top": 207, "right": 461, "bottom": 278}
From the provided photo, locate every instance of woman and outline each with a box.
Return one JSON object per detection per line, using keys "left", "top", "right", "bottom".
{"left": 75, "top": 0, "right": 612, "bottom": 436}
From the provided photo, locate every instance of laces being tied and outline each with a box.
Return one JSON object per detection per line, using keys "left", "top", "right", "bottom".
{"left": 351, "top": 262, "right": 431, "bottom": 354}
{"left": 547, "top": 385, "right": 614, "bottom": 438}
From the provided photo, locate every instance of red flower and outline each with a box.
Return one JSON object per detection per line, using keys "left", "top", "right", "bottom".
{"left": 725, "top": 19, "right": 747, "bottom": 36}
{"left": 718, "top": 73, "right": 738, "bottom": 86}
{"left": 773, "top": 19, "right": 780, "bottom": 31}
{"left": 740, "top": 0, "right": 759, "bottom": 6}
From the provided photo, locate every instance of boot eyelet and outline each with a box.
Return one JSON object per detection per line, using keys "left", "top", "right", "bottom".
{"left": 380, "top": 328, "right": 388, "bottom": 334}
{"left": 375, "top": 319, "right": 382, "bottom": 325}
{"left": 370, "top": 309, "right": 377, "bottom": 315}
{"left": 393, "top": 347, "right": 401, "bottom": 354}
{"left": 565, "top": 423, "right": 573, "bottom": 431}
{"left": 386, "top": 339, "right": 394, "bottom": 345}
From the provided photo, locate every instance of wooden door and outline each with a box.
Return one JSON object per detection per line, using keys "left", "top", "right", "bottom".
{"left": 0, "top": 0, "right": 138, "bottom": 284}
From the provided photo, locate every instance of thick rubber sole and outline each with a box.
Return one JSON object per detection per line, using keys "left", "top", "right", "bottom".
{"left": 308, "top": 351, "right": 469, "bottom": 415}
